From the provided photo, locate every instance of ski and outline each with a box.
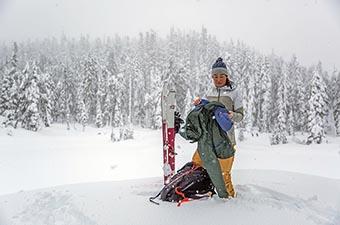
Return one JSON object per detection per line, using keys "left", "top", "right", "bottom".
{"left": 161, "top": 83, "right": 176, "bottom": 185}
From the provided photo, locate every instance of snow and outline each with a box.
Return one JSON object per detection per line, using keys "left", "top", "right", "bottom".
{"left": 1, "top": 172, "right": 339, "bottom": 225}
{"left": 0, "top": 123, "right": 340, "bottom": 225}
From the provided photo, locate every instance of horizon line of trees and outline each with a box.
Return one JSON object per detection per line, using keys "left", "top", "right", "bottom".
{"left": 0, "top": 28, "right": 340, "bottom": 144}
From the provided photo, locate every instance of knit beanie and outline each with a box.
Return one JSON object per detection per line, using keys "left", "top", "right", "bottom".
{"left": 211, "top": 57, "right": 229, "bottom": 76}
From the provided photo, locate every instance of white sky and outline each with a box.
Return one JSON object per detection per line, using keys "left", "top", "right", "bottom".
{"left": 0, "top": 0, "right": 339, "bottom": 72}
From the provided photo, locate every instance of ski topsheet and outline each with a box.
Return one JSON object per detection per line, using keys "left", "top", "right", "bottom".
{"left": 161, "top": 83, "right": 176, "bottom": 184}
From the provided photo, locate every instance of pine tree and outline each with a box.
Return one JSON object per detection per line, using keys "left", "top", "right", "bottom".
{"left": 65, "top": 99, "right": 71, "bottom": 130}
{"left": 0, "top": 68, "right": 15, "bottom": 127}
{"left": 74, "top": 75, "right": 88, "bottom": 132}
{"left": 306, "top": 68, "right": 327, "bottom": 144}
{"left": 95, "top": 95, "right": 103, "bottom": 128}
{"left": 175, "top": 48, "right": 190, "bottom": 116}
{"left": 267, "top": 54, "right": 281, "bottom": 132}
{"left": 287, "top": 110, "right": 294, "bottom": 135}
{"left": 270, "top": 69, "right": 288, "bottom": 145}
{"left": 147, "top": 64, "right": 162, "bottom": 129}
{"left": 184, "top": 89, "right": 193, "bottom": 119}
{"left": 94, "top": 64, "right": 105, "bottom": 128}
{"left": 12, "top": 63, "right": 30, "bottom": 128}
{"left": 235, "top": 46, "right": 253, "bottom": 130}
{"left": 79, "top": 98, "right": 87, "bottom": 132}
{"left": 38, "top": 72, "right": 53, "bottom": 127}
{"left": 0, "top": 67, "right": 14, "bottom": 115}
{"left": 253, "top": 55, "right": 264, "bottom": 129}
{"left": 283, "top": 59, "right": 295, "bottom": 136}
{"left": 333, "top": 72, "right": 340, "bottom": 136}
{"left": 316, "top": 62, "right": 330, "bottom": 133}
{"left": 103, "top": 94, "right": 111, "bottom": 127}
{"left": 53, "top": 80, "right": 64, "bottom": 123}
{"left": 295, "top": 67, "right": 308, "bottom": 132}
{"left": 102, "top": 53, "right": 116, "bottom": 127}
{"left": 21, "top": 63, "right": 41, "bottom": 131}
{"left": 112, "top": 72, "right": 125, "bottom": 127}
{"left": 83, "top": 56, "right": 99, "bottom": 123}
{"left": 0, "top": 42, "right": 19, "bottom": 128}
{"left": 245, "top": 63, "right": 256, "bottom": 133}
{"left": 259, "top": 56, "right": 271, "bottom": 132}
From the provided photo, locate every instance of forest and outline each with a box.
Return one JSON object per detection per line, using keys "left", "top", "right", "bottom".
{"left": 1, "top": 27, "right": 339, "bottom": 144}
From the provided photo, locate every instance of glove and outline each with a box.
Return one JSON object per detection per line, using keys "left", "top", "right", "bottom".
{"left": 174, "top": 111, "right": 184, "bottom": 133}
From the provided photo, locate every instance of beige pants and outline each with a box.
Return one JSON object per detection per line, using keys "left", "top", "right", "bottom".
{"left": 192, "top": 150, "right": 236, "bottom": 197}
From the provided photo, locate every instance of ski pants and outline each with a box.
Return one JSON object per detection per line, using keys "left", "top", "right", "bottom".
{"left": 192, "top": 149, "right": 236, "bottom": 198}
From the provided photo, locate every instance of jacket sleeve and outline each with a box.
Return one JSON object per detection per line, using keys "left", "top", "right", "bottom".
{"left": 179, "top": 128, "right": 189, "bottom": 140}
{"left": 231, "top": 89, "right": 244, "bottom": 123}
{"left": 231, "top": 107, "right": 244, "bottom": 123}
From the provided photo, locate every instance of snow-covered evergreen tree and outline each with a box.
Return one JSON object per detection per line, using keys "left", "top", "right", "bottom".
{"left": 146, "top": 64, "right": 162, "bottom": 129}
{"left": 111, "top": 72, "right": 125, "bottom": 127}
{"left": 53, "top": 80, "right": 64, "bottom": 123}
{"left": 21, "top": 62, "right": 41, "bottom": 131}
{"left": 183, "top": 89, "right": 193, "bottom": 119}
{"left": 0, "top": 67, "right": 14, "bottom": 116}
{"left": 270, "top": 68, "right": 288, "bottom": 145}
{"left": 102, "top": 51, "right": 117, "bottom": 127}
{"left": 253, "top": 55, "right": 264, "bottom": 129}
{"left": 0, "top": 42, "right": 20, "bottom": 128}
{"left": 1, "top": 68, "right": 16, "bottom": 128}
{"left": 258, "top": 56, "right": 271, "bottom": 132}
{"left": 95, "top": 95, "right": 103, "bottom": 128}
{"left": 83, "top": 56, "right": 99, "bottom": 123}
{"left": 315, "top": 62, "right": 330, "bottom": 133}
{"left": 287, "top": 110, "right": 294, "bottom": 136}
{"left": 11, "top": 63, "right": 30, "bottom": 129}
{"left": 38, "top": 72, "right": 53, "bottom": 127}
{"left": 175, "top": 48, "right": 190, "bottom": 116}
{"left": 295, "top": 67, "right": 308, "bottom": 132}
{"left": 334, "top": 72, "right": 340, "bottom": 136}
{"left": 306, "top": 68, "right": 327, "bottom": 144}
{"left": 79, "top": 98, "right": 87, "bottom": 132}
{"left": 244, "top": 60, "right": 256, "bottom": 133}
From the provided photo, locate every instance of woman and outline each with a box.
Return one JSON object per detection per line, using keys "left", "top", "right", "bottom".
{"left": 192, "top": 57, "right": 244, "bottom": 198}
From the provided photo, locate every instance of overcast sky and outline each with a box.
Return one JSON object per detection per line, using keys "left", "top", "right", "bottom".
{"left": 0, "top": 0, "right": 339, "bottom": 72}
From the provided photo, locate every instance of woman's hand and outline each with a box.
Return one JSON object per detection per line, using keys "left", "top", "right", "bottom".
{"left": 192, "top": 97, "right": 201, "bottom": 106}
{"left": 228, "top": 111, "right": 234, "bottom": 119}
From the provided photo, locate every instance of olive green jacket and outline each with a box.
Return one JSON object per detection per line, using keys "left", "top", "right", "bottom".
{"left": 179, "top": 101, "right": 234, "bottom": 198}
{"left": 204, "top": 84, "right": 244, "bottom": 146}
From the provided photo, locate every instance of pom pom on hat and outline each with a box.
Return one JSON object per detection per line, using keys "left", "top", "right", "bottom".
{"left": 211, "top": 57, "right": 229, "bottom": 76}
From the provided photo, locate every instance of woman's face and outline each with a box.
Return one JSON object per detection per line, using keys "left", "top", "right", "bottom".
{"left": 212, "top": 73, "right": 228, "bottom": 88}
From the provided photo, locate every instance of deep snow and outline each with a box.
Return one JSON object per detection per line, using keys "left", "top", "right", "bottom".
{"left": 1, "top": 171, "right": 339, "bottom": 225}
{"left": 0, "top": 123, "right": 340, "bottom": 225}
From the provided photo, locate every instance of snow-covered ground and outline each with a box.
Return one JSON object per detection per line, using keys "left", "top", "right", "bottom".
{"left": 0, "top": 123, "right": 340, "bottom": 225}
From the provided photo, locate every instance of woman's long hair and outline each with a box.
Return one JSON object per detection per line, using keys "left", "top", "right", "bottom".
{"left": 225, "top": 76, "right": 232, "bottom": 88}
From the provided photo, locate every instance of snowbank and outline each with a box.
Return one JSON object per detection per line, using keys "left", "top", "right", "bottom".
{"left": 0, "top": 170, "right": 339, "bottom": 225}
